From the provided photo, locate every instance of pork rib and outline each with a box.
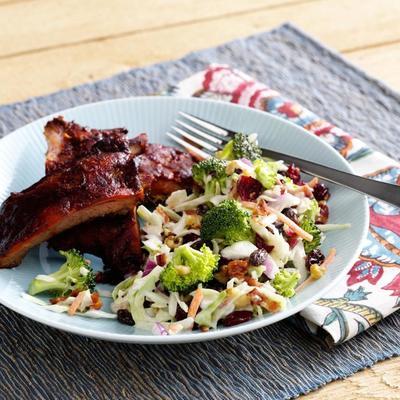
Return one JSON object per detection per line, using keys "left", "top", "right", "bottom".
{"left": 44, "top": 117, "right": 146, "bottom": 278}
{"left": 0, "top": 152, "right": 143, "bottom": 268}
{"left": 45, "top": 117, "right": 131, "bottom": 174}
{"left": 136, "top": 142, "right": 195, "bottom": 200}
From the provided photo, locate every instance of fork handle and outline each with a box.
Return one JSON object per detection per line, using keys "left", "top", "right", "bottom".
{"left": 261, "top": 148, "right": 400, "bottom": 207}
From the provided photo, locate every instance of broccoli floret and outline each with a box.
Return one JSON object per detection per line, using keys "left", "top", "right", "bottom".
{"left": 300, "top": 214, "right": 322, "bottom": 253}
{"left": 160, "top": 244, "right": 219, "bottom": 292}
{"left": 192, "top": 158, "right": 228, "bottom": 196}
{"left": 216, "top": 133, "right": 262, "bottom": 161}
{"left": 271, "top": 269, "right": 300, "bottom": 298}
{"left": 200, "top": 199, "right": 254, "bottom": 245}
{"left": 28, "top": 250, "right": 95, "bottom": 296}
{"left": 253, "top": 159, "right": 280, "bottom": 189}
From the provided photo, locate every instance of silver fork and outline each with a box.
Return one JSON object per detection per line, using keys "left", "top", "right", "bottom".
{"left": 167, "top": 111, "right": 400, "bottom": 207}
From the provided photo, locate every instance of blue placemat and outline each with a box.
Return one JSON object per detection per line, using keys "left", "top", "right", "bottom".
{"left": 0, "top": 24, "right": 398, "bottom": 400}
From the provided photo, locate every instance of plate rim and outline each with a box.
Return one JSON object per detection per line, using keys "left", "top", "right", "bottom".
{"left": 0, "top": 96, "right": 369, "bottom": 344}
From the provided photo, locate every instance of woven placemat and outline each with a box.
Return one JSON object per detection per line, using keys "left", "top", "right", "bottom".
{"left": 0, "top": 24, "right": 399, "bottom": 400}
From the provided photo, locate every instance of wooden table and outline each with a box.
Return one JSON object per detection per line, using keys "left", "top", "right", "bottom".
{"left": 1, "top": 1, "right": 399, "bottom": 398}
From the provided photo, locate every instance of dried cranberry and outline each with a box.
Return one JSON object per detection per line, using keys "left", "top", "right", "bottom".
{"left": 175, "top": 305, "right": 188, "bottom": 321}
{"left": 255, "top": 234, "right": 274, "bottom": 253}
{"left": 117, "top": 309, "right": 135, "bottom": 326}
{"left": 237, "top": 175, "right": 263, "bottom": 201}
{"left": 313, "top": 183, "right": 330, "bottom": 201}
{"left": 284, "top": 227, "right": 296, "bottom": 237}
{"left": 282, "top": 208, "right": 299, "bottom": 225}
{"left": 316, "top": 203, "right": 329, "bottom": 224}
{"left": 222, "top": 311, "right": 253, "bottom": 327}
{"left": 288, "top": 237, "right": 298, "bottom": 249}
{"left": 182, "top": 233, "right": 200, "bottom": 244}
{"left": 196, "top": 204, "right": 209, "bottom": 216}
{"left": 249, "top": 248, "right": 268, "bottom": 266}
{"left": 284, "top": 163, "right": 303, "bottom": 185}
{"left": 306, "top": 249, "right": 325, "bottom": 268}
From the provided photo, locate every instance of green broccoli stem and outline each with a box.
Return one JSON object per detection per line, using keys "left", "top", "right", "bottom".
{"left": 28, "top": 279, "right": 67, "bottom": 296}
{"left": 179, "top": 246, "right": 201, "bottom": 265}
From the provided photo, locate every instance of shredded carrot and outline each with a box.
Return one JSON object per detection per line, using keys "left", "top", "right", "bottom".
{"left": 91, "top": 299, "right": 103, "bottom": 310}
{"left": 295, "top": 278, "right": 313, "bottom": 293}
{"left": 50, "top": 295, "right": 67, "bottom": 305}
{"left": 241, "top": 201, "right": 257, "bottom": 210}
{"left": 296, "top": 248, "right": 336, "bottom": 293}
{"left": 68, "top": 291, "right": 86, "bottom": 316}
{"left": 188, "top": 288, "right": 203, "bottom": 318}
{"left": 90, "top": 292, "right": 103, "bottom": 310}
{"left": 291, "top": 185, "right": 313, "bottom": 197}
{"left": 321, "top": 248, "right": 336, "bottom": 269}
{"left": 262, "top": 202, "right": 313, "bottom": 242}
{"left": 307, "top": 177, "right": 319, "bottom": 188}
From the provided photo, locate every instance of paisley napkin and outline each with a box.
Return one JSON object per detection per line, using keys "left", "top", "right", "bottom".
{"left": 168, "top": 64, "right": 400, "bottom": 344}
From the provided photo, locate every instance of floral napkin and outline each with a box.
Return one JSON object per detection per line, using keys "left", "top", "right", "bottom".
{"left": 168, "top": 64, "right": 400, "bottom": 345}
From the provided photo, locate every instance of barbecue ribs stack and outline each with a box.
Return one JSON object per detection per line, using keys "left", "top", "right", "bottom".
{"left": 0, "top": 117, "right": 194, "bottom": 280}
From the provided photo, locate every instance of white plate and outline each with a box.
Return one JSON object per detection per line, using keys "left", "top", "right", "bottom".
{"left": 0, "top": 97, "right": 369, "bottom": 343}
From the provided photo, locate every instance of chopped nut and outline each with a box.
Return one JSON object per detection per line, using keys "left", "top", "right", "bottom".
{"left": 164, "top": 235, "right": 183, "bottom": 249}
{"left": 163, "top": 227, "right": 172, "bottom": 237}
{"left": 214, "top": 269, "right": 229, "bottom": 284}
{"left": 185, "top": 213, "right": 202, "bottom": 229}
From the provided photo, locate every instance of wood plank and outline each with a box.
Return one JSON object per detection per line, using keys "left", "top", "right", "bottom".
{"left": 1, "top": 0, "right": 400, "bottom": 103}
{"left": 0, "top": 0, "right": 35, "bottom": 5}
{"left": 303, "top": 357, "right": 400, "bottom": 399}
{"left": 0, "top": 0, "right": 306, "bottom": 57}
{"left": 346, "top": 42, "right": 400, "bottom": 90}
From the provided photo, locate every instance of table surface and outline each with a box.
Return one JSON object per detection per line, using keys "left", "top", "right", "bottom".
{"left": 1, "top": 1, "right": 399, "bottom": 399}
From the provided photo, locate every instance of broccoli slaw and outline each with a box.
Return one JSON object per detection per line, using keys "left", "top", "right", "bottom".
{"left": 24, "top": 132, "right": 346, "bottom": 334}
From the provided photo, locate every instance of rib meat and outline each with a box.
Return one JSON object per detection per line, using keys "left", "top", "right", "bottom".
{"left": 45, "top": 116, "right": 131, "bottom": 174}
{"left": 44, "top": 117, "right": 146, "bottom": 278}
{"left": 0, "top": 152, "right": 143, "bottom": 268}
{"left": 44, "top": 117, "right": 194, "bottom": 199}
{"left": 136, "top": 142, "right": 195, "bottom": 200}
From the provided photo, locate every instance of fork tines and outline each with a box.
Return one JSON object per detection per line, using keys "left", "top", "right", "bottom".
{"left": 167, "top": 111, "right": 231, "bottom": 159}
